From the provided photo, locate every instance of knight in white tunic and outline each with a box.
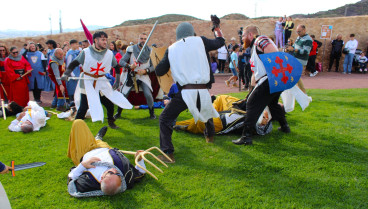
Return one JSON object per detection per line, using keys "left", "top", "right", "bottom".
{"left": 61, "top": 31, "right": 132, "bottom": 129}
{"left": 116, "top": 33, "right": 156, "bottom": 119}
{"left": 155, "top": 21, "right": 225, "bottom": 163}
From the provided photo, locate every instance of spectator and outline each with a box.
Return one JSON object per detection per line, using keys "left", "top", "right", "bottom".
{"left": 343, "top": 34, "right": 358, "bottom": 74}
{"left": 357, "top": 52, "right": 367, "bottom": 73}
{"left": 65, "top": 39, "right": 81, "bottom": 103}
{"left": 282, "top": 16, "right": 294, "bottom": 45}
{"left": 328, "top": 34, "right": 344, "bottom": 72}
{"left": 46, "top": 39, "right": 57, "bottom": 64}
{"left": 243, "top": 47, "right": 252, "bottom": 89}
{"left": 237, "top": 48, "right": 246, "bottom": 89}
{"left": 109, "top": 41, "right": 118, "bottom": 56}
{"left": 25, "top": 42, "right": 46, "bottom": 103}
{"left": 211, "top": 56, "right": 218, "bottom": 73}
{"left": 227, "top": 37, "right": 237, "bottom": 54}
{"left": 20, "top": 43, "right": 28, "bottom": 56}
{"left": 307, "top": 35, "right": 322, "bottom": 77}
{"left": 4, "top": 46, "right": 32, "bottom": 107}
{"left": 217, "top": 45, "right": 227, "bottom": 73}
{"left": 286, "top": 25, "right": 313, "bottom": 93}
{"left": 82, "top": 40, "right": 90, "bottom": 49}
{"left": 273, "top": 17, "right": 284, "bottom": 48}
{"left": 0, "top": 45, "right": 10, "bottom": 102}
{"left": 225, "top": 44, "right": 239, "bottom": 88}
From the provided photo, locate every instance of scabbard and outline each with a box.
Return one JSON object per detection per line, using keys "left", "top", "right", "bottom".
{"left": 132, "top": 76, "right": 139, "bottom": 93}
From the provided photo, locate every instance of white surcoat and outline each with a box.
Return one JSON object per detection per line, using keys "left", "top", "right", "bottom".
{"left": 75, "top": 48, "right": 132, "bottom": 122}
{"left": 168, "top": 36, "right": 219, "bottom": 122}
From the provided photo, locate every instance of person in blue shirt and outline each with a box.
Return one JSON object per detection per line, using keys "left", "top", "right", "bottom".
{"left": 225, "top": 45, "right": 240, "bottom": 88}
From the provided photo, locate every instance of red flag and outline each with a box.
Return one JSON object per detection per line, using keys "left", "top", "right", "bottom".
{"left": 80, "top": 19, "right": 93, "bottom": 45}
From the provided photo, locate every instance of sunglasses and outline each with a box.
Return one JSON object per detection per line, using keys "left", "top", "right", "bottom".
{"left": 12, "top": 51, "right": 19, "bottom": 54}
{"left": 0, "top": 50, "right": 5, "bottom": 52}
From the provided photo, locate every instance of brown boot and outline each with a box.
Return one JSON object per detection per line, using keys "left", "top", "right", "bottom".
{"left": 108, "top": 119, "right": 119, "bottom": 129}
{"left": 157, "top": 153, "right": 175, "bottom": 164}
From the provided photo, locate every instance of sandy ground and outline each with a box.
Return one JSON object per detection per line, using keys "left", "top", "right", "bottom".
{"left": 30, "top": 71, "right": 368, "bottom": 108}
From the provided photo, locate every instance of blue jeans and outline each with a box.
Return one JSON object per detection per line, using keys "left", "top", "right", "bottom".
{"left": 230, "top": 68, "right": 238, "bottom": 76}
{"left": 51, "top": 96, "right": 65, "bottom": 107}
{"left": 343, "top": 53, "right": 354, "bottom": 73}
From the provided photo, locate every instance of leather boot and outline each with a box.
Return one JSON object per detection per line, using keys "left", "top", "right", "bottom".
{"left": 113, "top": 107, "right": 123, "bottom": 119}
{"left": 95, "top": 126, "right": 108, "bottom": 140}
{"left": 232, "top": 125, "right": 253, "bottom": 145}
{"left": 149, "top": 107, "right": 156, "bottom": 119}
{"left": 108, "top": 119, "right": 119, "bottom": 129}
{"left": 278, "top": 118, "right": 290, "bottom": 133}
{"left": 157, "top": 153, "right": 175, "bottom": 163}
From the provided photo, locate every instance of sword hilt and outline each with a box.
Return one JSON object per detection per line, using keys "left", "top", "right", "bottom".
{"left": 11, "top": 160, "right": 15, "bottom": 177}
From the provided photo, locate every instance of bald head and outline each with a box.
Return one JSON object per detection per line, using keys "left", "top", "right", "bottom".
{"left": 21, "top": 121, "right": 33, "bottom": 133}
{"left": 54, "top": 48, "right": 64, "bottom": 60}
{"left": 296, "top": 25, "right": 306, "bottom": 36}
{"left": 101, "top": 175, "right": 122, "bottom": 195}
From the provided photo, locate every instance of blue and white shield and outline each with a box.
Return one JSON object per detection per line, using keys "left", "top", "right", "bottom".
{"left": 259, "top": 52, "right": 303, "bottom": 94}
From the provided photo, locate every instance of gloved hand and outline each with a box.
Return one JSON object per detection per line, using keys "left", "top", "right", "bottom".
{"left": 112, "top": 74, "right": 121, "bottom": 90}
{"left": 61, "top": 70, "right": 72, "bottom": 81}
{"left": 211, "top": 15, "right": 220, "bottom": 32}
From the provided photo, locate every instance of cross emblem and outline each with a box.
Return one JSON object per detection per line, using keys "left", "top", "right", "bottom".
{"left": 271, "top": 56, "right": 293, "bottom": 84}
{"left": 90, "top": 62, "right": 105, "bottom": 75}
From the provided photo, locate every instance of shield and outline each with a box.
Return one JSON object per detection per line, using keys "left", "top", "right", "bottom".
{"left": 259, "top": 52, "right": 302, "bottom": 94}
{"left": 150, "top": 47, "right": 174, "bottom": 93}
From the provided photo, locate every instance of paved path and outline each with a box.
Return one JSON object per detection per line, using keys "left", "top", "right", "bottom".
{"left": 31, "top": 71, "right": 368, "bottom": 108}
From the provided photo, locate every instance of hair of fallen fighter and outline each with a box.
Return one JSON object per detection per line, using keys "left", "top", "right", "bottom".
{"left": 93, "top": 31, "right": 108, "bottom": 43}
{"left": 101, "top": 175, "right": 122, "bottom": 195}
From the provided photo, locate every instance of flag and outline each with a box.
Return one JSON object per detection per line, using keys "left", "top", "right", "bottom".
{"left": 80, "top": 19, "right": 93, "bottom": 45}
{"left": 259, "top": 52, "right": 303, "bottom": 94}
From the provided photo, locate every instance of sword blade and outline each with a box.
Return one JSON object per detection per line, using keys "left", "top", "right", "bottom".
{"left": 13, "top": 162, "right": 46, "bottom": 171}
{"left": 136, "top": 20, "right": 158, "bottom": 62}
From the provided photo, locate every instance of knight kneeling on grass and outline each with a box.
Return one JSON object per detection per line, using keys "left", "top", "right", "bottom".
{"left": 67, "top": 120, "right": 172, "bottom": 197}
{"left": 8, "top": 101, "right": 49, "bottom": 133}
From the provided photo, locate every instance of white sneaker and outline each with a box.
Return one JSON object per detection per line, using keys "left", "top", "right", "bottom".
{"left": 310, "top": 73, "right": 315, "bottom": 77}
{"left": 342, "top": 72, "right": 346, "bottom": 74}
{"left": 359, "top": 69, "right": 363, "bottom": 72}
{"left": 314, "top": 71, "right": 318, "bottom": 76}
{"left": 364, "top": 69, "right": 367, "bottom": 72}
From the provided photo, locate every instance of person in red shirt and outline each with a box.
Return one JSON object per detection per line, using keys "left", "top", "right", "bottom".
{"left": 306, "top": 35, "right": 322, "bottom": 77}
{"left": 4, "top": 46, "right": 32, "bottom": 107}
{"left": 0, "top": 45, "right": 10, "bottom": 102}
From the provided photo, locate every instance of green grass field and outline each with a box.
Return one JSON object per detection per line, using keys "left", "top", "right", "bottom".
{"left": 0, "top": 89, "right": 367, "bottom": 208}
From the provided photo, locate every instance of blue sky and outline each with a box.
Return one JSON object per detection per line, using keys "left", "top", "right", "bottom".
{"left": 1, "top": 0, "right": 361, "bottom": 31}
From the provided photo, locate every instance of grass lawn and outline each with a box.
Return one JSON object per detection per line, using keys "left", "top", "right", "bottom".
{"left": 0, "top": 89, "right": 367, "bottom": 208}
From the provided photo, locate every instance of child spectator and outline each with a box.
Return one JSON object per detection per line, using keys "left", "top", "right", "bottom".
{"left": 211, "top": 57, "right": 218, "bottom": 73}
{"left": 358, "top": 52, "right": 368, "bottom": 73}
{"left": 225, "top": 45, "right": 239, "bottom": 88}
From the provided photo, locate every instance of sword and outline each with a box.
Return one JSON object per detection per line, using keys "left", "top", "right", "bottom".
{"left": 10, "top": 161, "right": 46, "bottom": 177}
{"left": 1, "top": 99, "right": 5, "bottom": 120}
{"left": 122, "top": 20, "right": 159, "bottom": 93}
{"left": 0, "top": 83, "right": 7, "bottom": 97}
{"left": 67, "top": 77, "right": 110, "bottom": 81}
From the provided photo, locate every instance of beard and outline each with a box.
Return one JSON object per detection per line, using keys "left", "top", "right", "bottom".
{"left": 244, "top": 38, "right": 252, "bottom": 49}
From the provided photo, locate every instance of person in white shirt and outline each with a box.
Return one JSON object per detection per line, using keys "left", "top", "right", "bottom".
{"left": 343, "top": 34, "right": 358, "bottom": 74}
{"left": 8, "top": 101, "right": 48, "bottom": 133}
{"left": 217, "top": 45, "right": 227, "bottom": 73}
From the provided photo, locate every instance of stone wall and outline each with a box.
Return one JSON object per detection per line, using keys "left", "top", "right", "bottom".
{"left": 1, "top": 15, "right": 368, "bottom": 70}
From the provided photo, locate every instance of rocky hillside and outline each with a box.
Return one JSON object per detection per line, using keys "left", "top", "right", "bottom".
{"left": 292, "top": 0, "right": 368, "bottom": 18}
{"left": 115, "top": 14, "right": 201, "bottom": 27}
{"left": 221, "top": 13, "right": 249, "bottom": 20}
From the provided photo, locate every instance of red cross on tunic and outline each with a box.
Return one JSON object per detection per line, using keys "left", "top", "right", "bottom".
{"left": 90, "top": 62, "right": 105, "bottom": 75}
{"left": 271, "top": 56, "right": 293, "bottom": 84}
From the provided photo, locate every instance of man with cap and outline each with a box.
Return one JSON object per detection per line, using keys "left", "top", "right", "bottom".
{"left": 155, "top": 18, "right": 225, "bottom": 163}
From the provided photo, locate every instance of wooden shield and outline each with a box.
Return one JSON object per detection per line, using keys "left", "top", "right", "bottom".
{"left": 150, "top": 47, "right": 174, "bottom": 93}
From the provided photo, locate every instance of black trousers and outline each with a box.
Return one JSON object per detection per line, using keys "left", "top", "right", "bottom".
{"left": 159, "top": 91, "right": 215, "bottom": 154}
{"left": 32, "top": 78, "right": 42, "bottom": 101}
{"left": 244, "top": 63, "right": 252, "bottom": 88}
{"left": 329, "top": 52, "right": 341, "bottom": 71}
{"left": 243, "top": 80, "right": 286, "bottom": 129}
{"left": 218, "top": 59, "right": 226, "bottom": 73}
{"left": 76, "top": 93, "right": 114, "bottom": 120}
{"left": 238, "top": 62, "right": 246, "bottom": 85}
{"left": 306, "top": 55, "right": 317, "bottom": 73}
{"left": 284, "top": 30, "right": 292, "bottom": 45}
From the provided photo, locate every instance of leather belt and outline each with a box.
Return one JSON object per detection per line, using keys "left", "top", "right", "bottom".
{"left": 84, "top": 72, "right": 105, "bottom": 88}
{"left": 14, "top": 69, "right": 25, "bottom": 75}
{"left": 182, "top": 84, "right": 207, "bottom": 89}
